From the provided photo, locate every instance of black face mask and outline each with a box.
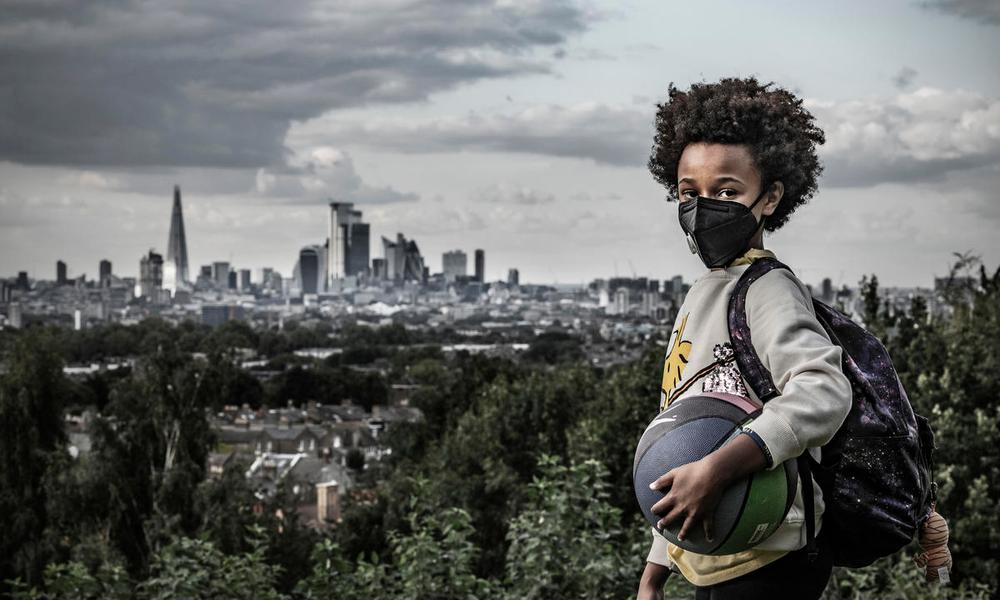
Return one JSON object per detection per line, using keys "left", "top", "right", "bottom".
{"left": 678, "top": 186, "right": 768, "bottom": 269}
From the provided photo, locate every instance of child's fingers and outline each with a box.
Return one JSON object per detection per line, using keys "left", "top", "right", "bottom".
{"left": 656, "top": 505, "right": 685, "bottom": 531}
{"left": 677, "top": 511, "right": 699, "bottom": 542}
{"left": 651, "top": 493, "right": 673, "bottom": 516}
{"left": 650, "top": 470, "right": 674, "bottom": 491}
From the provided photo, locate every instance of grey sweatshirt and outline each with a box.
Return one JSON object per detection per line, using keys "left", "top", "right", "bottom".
{"left": 645, "top": 256, "right": 852, "bottom": 579}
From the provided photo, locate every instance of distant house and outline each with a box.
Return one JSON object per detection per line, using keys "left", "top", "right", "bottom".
{"left": 254, "top": 425, "right": 330, "bottom": 455}
{"left": 245, "top": 452, "right": 352, "bottom": 529}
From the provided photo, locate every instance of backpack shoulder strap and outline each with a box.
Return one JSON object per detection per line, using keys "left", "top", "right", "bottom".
{"left": 729, "top": 257, "right": 821, "bottom": 562}
{"left": 727, "top": 256, "right": 794, "bottom": 403}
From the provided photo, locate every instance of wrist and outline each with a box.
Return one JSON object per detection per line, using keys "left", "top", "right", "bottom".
{"left": 705, "top": 432, "right": 768, "bottom": 486}
{"left": 641, "top": 561, "right": 672, "bottom": 587}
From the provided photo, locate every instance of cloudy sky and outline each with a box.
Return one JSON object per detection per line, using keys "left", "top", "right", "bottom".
{"left": 2, "top": 0, "right": 999, "bottom": 289}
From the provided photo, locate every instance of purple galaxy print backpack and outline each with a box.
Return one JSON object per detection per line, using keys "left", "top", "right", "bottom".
{"left": 727, "top": 257, "right": 937, "bottom": 568}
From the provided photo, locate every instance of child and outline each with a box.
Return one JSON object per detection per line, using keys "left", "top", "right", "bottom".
{"left": 636, "top": 76, "right": 853, "bottom": 600}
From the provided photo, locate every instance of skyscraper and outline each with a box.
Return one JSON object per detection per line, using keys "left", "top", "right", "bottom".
{"left": 347, "top": 220, "right": 370, "bottom": 277}
{"left": 212, "top": 262, "right": 230, "bottom": 288}
{"left": 56, "top": 260, "right": 67, "bottom": 285}
{"left": 474, "top": 249, "right": 485, "bottom": 282}
{"left": 328, "top": 202, "right": 370, "bottom": 285}
{"left": 381, "top": 233, "right": 425, "bottom": 282}
{"left": 295, "top": 246, "right": 325, "bottom": 295}
{"left": 139, "top": 250, "right": 164, "bottom": 299}
{"left": 166, "top": 185, "right": 190, "bottom": 290}
{"left": 99, "top": 259, "right": 112, "bottom": 286}
{"left": 442, "top": 250, "right": 467, "bottom": 282}
{"left": 507, "top": 268, "right": 519, "bottom": 286}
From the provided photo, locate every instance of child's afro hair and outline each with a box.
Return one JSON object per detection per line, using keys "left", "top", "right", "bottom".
{"left": 648, "top": 76, "right": 826, "bottom": 232}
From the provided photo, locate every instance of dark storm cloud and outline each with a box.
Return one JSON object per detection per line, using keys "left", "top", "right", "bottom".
{"left": 918, "top": 0, "right": 1000, "bottom": 25}
{"left": 0, "top": 0, "right": 594, "bottom": 168}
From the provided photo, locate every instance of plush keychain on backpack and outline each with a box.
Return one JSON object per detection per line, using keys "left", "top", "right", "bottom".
{"left": 913, "top": 502, "right": 952, "bottom": 584}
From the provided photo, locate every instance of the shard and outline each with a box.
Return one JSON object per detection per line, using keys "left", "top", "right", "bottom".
{"left": 166, "top": 185, "right": 189, "bottom": 290}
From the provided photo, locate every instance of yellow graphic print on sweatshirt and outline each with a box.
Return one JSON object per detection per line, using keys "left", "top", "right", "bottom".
{"left": 660, "top": 312, "right": 692, "bottom": 409}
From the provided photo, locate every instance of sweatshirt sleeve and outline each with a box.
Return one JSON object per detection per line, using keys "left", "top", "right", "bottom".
{"left": 740, "top": 269, "right": 852, "bottom": 470}
{"left": 646, "top": 526, "right": 676, "bottom": 570}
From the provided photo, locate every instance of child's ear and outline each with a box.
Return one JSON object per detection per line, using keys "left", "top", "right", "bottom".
{"left": 763, "top": 181, "right": 784, "bottom": 216}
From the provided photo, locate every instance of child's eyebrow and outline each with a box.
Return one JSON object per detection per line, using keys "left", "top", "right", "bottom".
{"left": 678, "top": 175, "right": 746, "bottom": 185}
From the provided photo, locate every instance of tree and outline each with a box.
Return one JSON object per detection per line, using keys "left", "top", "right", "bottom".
{"left": 0, "top": 332, "right": 68, "bottom": 589}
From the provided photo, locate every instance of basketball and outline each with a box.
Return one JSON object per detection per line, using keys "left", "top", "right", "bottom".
{"left": 633, "top": 392, "right": 798, "bottom": 554}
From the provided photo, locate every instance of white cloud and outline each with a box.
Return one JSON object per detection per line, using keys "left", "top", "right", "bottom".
{"left": 810, "top": 87, "right": 1000, "bottom": 186}
{"left": 253, "top": 146, "right": 419, "bottom": 205}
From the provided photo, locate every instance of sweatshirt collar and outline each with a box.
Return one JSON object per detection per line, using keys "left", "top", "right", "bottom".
{"left": 699, "top": 247, "right": 777, "bottom": 280}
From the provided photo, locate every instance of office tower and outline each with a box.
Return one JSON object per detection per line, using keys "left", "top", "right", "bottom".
{"left": 227, "top": 270, "right": 237, "bottom": 290}
{"left": 200, "top": 265, "right": 212, "bottom": 278}
{"left": 16, "top": 271, "right": 29, "bottom": 291}
{"left": 212, "top": 262, "right": 230, "bottom": 287}
{"left": 99, "top": 260, "right": 112, "bottom": 286}
{"left": 372, "top": 258, "right": 386, "bottom": 280}
{"left": 239, "top": 269, "right": 251, "bottom": 291}
{"left": 348, "top": 220, "right": 370, "bottom": 277}
{"left": 642, "top": 289, "right": 658, "bottom": 317}
{"left": 381, "top": 233, "right": 425, "bottom": 282}
{"left": 0, "top": 281, "right": 9, "bottom": 303}
{"left": 821, "top": 278, "right": 834, "bottom": 303}
{"left": 327, "top": 202, "right": 371, "bottom": 285}
{"left": 166, "top": 185, "right": 190, "bottom": 289}
{"left": 295, "top": 245, "right": 326, "bottom": 295}
{"left": 139, "top": 250, "right": 164, "bottom": 299}
{"left": 649, "top": 279, "right": 660, "bottom": 293}
{"left": 442, "top": 250, "right": 467, "bottom": 282}
{"left": 382, "top": 235, "right": 403, "bottom": 281}
{"left": 57, "top": 260, "right": 67, "bottom": 285}
{"left": 268, "top": 271, "right": 283, "bottom": 292}
{"left": 474, "top": 249, "right": 485, "bottom": 282}
{"left": 614, "top": 288, "right": 628, "bottom": 315}
{"left": 507, "top": 268, "right": 519, "bottom": 286}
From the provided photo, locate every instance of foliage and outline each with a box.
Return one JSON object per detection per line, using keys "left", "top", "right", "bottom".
{"left": 138, "top": 529, "right": 287, "bottom": 600}
{"left": 2, "top": 256, "right": 998, "bottom": 598}
{"left": 0, "top": 332, "right": 68, "bottom": 587}
{"left": 503, "top": 455, "right": 639, "bottom": 599}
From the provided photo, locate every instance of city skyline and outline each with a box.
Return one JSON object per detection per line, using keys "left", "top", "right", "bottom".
{"left": 1, "top": 1, "right": 998, "bottom": 288}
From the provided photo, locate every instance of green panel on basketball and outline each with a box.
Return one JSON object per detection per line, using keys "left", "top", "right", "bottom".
{"left": 633, "top": 392, "right": 799, "bottom": 555}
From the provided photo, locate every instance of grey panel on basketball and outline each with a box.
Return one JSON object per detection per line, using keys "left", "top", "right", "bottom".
{"left": 633, "top": 398, "right": 748, "bottom": 471}
{"left": 634, "top": 416, "right": 740, "bottom": 546}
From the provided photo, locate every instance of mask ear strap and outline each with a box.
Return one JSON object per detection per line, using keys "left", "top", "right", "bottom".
{"left": 750, "top": 182, "right": 770, "bottom": 230}
{"left": 749, "top": 182, "right": 770, "bottom": 210}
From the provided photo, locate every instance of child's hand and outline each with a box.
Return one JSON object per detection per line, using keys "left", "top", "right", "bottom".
{"left": 649, "top": 432, "right": 769, "bottom": 543}
{"left": 649, "top": 457, "right": 725, "bottom": 543}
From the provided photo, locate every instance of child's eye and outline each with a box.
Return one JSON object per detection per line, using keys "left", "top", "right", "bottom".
{"left": 679, "top": 190, "right": 697, "bottom": 201}
{"left": 718, "top": 189, "right": 738, "bottom": 199}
